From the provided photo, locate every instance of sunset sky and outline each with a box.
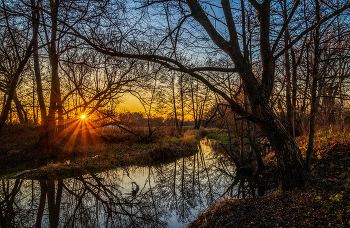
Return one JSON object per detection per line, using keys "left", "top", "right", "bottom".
{"left": 118, "top": 95, "right": 144, "bottom": 113}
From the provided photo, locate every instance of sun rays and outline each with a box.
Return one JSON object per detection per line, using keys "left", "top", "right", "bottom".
{"left": 52, "top": 116, "right": 102, "bottom": 154}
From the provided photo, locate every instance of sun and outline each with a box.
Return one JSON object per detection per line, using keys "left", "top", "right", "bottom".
{"left": 81, "top": 115, "right": 86, "bottom": 119}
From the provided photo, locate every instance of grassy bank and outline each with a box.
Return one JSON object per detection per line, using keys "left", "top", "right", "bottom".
{"left": 0, "top": 124, "right": 206, "bottom": 179}
{"left": 206, "top": 129, "right": 230, "bottom": 143}
{"left": 189, "top": 128, "right": 350, "bottom": 227}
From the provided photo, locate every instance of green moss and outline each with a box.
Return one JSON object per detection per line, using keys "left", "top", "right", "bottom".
{"left": 206, "top": 132, "right": 230, "bottom": 143}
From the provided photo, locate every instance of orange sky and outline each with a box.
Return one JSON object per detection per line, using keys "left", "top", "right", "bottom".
{"left": 118, "top": 95, "right": 144, "bottom": 112}
{"left": 118, "top": 95, "right": 194, "bottom": 120}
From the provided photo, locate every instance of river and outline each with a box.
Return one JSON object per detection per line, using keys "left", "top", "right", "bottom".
{"left": 0, "top": 139, "right": 243, "bottom": 228}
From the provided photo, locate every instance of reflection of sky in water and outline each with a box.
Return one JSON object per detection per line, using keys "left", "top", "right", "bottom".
{"left": 0, "top": 139, "right": 237, "bottom": 228}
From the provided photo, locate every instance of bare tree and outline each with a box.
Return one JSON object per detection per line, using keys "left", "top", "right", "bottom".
{"left": 0, "top": 0, "right": 39, "bottom": 134}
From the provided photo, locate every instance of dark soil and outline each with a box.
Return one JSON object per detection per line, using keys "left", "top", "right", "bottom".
{"left": 189, "top": 142, "right": 350, "bottom": 228}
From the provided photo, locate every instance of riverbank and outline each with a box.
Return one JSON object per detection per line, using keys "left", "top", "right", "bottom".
{"left": 0, "top": 124, "right": 207, "bottom": 179}
{"left": 189, "top": 138, "right": 350, "bottom": 227}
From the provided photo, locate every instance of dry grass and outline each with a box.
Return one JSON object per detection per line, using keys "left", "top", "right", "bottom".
{"left": 296, "top": 124, "right": 349, "bottom": 158}
{"left": 183, "top": 128, "right": 207, "bottom": 144}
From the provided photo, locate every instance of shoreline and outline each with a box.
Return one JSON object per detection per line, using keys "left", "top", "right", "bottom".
{"left": 189, "top": 140, "right": 350, "bottom": 227}
{"left": 0, "top": 128, "right": 206, "bottom": 180}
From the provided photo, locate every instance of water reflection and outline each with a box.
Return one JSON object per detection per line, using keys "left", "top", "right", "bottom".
{"left": 0, "top": 139, "right": 261, "bottom": 228}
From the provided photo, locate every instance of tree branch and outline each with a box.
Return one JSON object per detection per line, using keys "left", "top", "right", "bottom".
{"left": 271, "top": 0, "right": 301, "bottom": 54}
{"left": 275, "top": 2, "right": 350, "bottom": 59}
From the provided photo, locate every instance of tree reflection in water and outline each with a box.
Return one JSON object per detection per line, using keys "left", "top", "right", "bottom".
{"left": 0, "top": 139, "right": 263, "bottom": 228}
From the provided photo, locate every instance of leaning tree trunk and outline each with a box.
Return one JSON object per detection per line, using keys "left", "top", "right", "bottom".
{"left": 255, "top": 105, "right": 307, "bottom": 190}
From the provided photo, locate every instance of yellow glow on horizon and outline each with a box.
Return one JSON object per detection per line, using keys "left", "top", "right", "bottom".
{"left": 118, "top": 95, "right": 144, "bottom": 112}
{"left": 81, "top": 115, "right": 86, "bottom": 119}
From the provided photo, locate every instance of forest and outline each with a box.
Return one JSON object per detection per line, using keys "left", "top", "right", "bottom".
{"left": 1, "top": 0, "right": 350, "bottom": 227}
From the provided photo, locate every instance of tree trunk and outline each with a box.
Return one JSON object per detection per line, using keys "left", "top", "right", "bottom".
{"left": 13, "top": 91, "right": 25, "bottom": 123}
{"left": 248, "top": 132, "right": 265, "bottom": 174}
{"left": 179, "top": 75, "right": 185, "bottom": 131}
{"left": 284, "top": 46, "right": 293, "bottom": 133}
{"left": 254, "top": 105, "right": 306, "bottom": 190}
{"left": 291, "top": 48, "right": 298, "bottom": 138}
{"left": 31, "top": 0, "right": 48, "bottom": 145}
{"left": 47, "top": 179, "right": 63, "bottom": 228}
{"left": 283, "top": 0, "right": 293, "bottom": 134}
{"left": 171, "top": 76, "right": 179, "bottom": 132}
{"left": 306, "top": 0, "right": 321, "bottom": 171}
{"left": 35, "top": 181, "right": 47, "bottom": 228}
{"left": 190, "top": 82, "right": 199, "bottom": 129}
{"left": 47, "top": 0, "right": 63, "bottom": 144}
{"left": 0, "top": 43, "right": 34, "bottom": 134}
{"left": 246, "top": 87, "right": 265, "bottom": 173}
{"left": 32, "top": 0, "right": 46, "bottom": 125}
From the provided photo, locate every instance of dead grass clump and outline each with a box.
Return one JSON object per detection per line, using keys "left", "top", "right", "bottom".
{"left": 152, "top": 126, "right": 178, "bottom": 138}
{"left": 98, "top": 126, "right": 140, "bottom": 142}
{"left": 183, "top": 128, "right": 207, "bottom": 144}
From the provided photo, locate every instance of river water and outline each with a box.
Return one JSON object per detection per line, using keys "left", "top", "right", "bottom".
{"left": 0, "top": 139, "right": 241, "bottom": 228}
